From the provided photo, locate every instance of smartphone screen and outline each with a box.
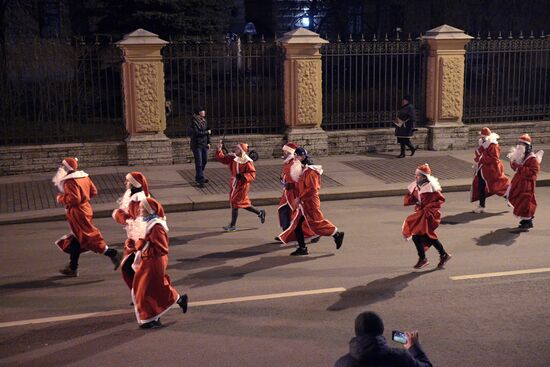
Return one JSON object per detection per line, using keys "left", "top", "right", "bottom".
{"left": 392, "top": 330, "right": 407, "bottom": 344}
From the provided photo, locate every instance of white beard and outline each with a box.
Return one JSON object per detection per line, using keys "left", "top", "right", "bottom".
{"left": 478, "top": 138, "right": 484, "bottom": 146}
{"left": 507, "top": 144, "right": 526, "bottom": 164}
{"left": 117, "top": 189, "right": 132, "bottom": 211}
{"left": 52, "top": 167, "right": 67, "bottom": 193}
{"left": 290, "top": 160, "right": 304, "bottom": 182}
{"left": 125, "top": 217, "right": 147, "bottom": 241}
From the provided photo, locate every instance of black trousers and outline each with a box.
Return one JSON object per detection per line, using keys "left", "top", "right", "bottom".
{"left": 412, "top": 235, "right": 447, "bottom": 260}
{"left": 398, "top": 138, "right": 415, "bottom": 155}
{"left": 69, "top": 238, "right": 81, "bottom": 271}
{"left": 295, "top": 215, "right": 307, "bottom": 248}
{"left": 122, "top": 252, "right": 136, "bottom": 282}
{"left": 477, "top": 170, "right": 486, "bottom": 207}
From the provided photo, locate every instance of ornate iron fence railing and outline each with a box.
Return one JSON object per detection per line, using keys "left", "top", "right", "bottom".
{"left": 321, "top": 34, "right": 427, "bottom": 131}
{"left": 163, "top": 37, "right": 284, "bottom": 138}
{"left": 0, "top": 38, "right": 125, "bottom": 146}
{"left": 463, "top": 32, "right": 550, "bottom": 124}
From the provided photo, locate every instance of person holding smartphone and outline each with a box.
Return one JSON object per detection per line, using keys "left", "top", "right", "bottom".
{"left": 189, "top": 107, "right": 211, "bottom": 188}
{"left": 335, "top": 311, "right": 432, "bottom": 367}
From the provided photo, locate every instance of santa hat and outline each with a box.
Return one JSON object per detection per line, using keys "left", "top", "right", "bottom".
{"left": 415, "top": 163, "right": 431, "bottom": 176}
{"left": 62, "top": 157, "right": 78, "bottom": 171}
{"left": 282, "top": 142, "right": 298, "bottom": 154}
{"left": 480, "top": 127, "right": 491, "bottom": 137}
{"left": 141, "top": 197, "right": 166, "bottom": 218}
{"left": 518, "top": 134, "right": 532, "bottom": 145}
{"left": 236, "top": 143, "right": 249, "bottom": 153}
{"left": 126, "top": 172, "right": 149, "bottom": 196}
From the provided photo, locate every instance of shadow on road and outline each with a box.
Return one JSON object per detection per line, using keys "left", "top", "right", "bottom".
{"left": 441, "top": 211, "right": 507, "bottom": 225}
{"left": 327, "top": 269, "right": 437, "bottom": 311}
{"left": 169, "top": 241, "right": 285, "bottom": 271}
{"left": 174, "top": 253, "right": 334, "bottom": 288}
{"left": 475, "top": 227, "right": 523, "bottom": 246}
{"left": 169, "top": 230, "right": 227, "bottom": 247}
{"left": 0, "top": 276, "right": 104, "bottom": 296}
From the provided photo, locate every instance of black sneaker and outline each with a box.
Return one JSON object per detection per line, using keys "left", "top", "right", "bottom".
{"left": 410, "top": 145, "right": 418, "bottom": 156}
{"left": 139, "top": 319, "right": 162, "bottom": 329}
{"left": 110, "top": 251, "right": 122, "bottom": 270}
{"left": 258, "top": 209, "right": 266, "bottom": 224}
{"left": 518, "top": 220, "right": 533, "bottom": 229}
{"left": 197, "top": 182, "right": 205, "bottom": 188}
{"left": 177, "top": 294, "right": 188, "bottom": 314}
{"left": 290, "top": 247, "right": 308, "bottom": 256}
{"left": 203, "top": 179, "right": 209, "bottom": 183}
{"left": 437, "top": 253, "right": 452, "bottom": 269}
{"left": 274, "top": 236, "right": 282, "bottom": 243}
{"left": 59, "top": 264, "right": 78, "bottom": 277}
{"left": 413, "top": 258, "right": 429, "bottom": 269}
{"left": 310, "top": 236, "right": 320, "bottom": 244}
{"left": 333, "top": 231, "right": 344, "bottom": 250}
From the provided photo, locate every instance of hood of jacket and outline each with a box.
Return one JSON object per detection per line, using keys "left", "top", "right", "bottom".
{"left": 349, "top": 335, "right": 389, "bottom": 362}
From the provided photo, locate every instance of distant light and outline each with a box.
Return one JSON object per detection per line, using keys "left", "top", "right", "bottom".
{"left": 301, "top": 16, "right": 310, "bottom": 27}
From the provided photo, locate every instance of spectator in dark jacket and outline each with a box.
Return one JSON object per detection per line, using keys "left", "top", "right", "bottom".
{"left": 394, "top": 96, "right": 417, "bottom": 158}
{"left": 335, "top": 311, "right": 433, "bottom": 367}
{"left": 189, "top": 107, "right": 211, "bottom": 188}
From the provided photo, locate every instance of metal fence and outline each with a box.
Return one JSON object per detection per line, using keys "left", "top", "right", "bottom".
{"left": 463, "top": 32, "right": 550, "bottom": 124}
{"left": 0, "top": 38, "right": 125, "bottom": 146}
{"left": 163, "top": 37, "right": 284, "bottom": 138}
{"left": 321, "top": 34, "right": 427, "bottom": 130}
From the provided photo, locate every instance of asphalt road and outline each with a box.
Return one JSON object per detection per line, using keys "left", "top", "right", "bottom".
{"left": 1, "top": 188, "right": 550, "bottom": 367}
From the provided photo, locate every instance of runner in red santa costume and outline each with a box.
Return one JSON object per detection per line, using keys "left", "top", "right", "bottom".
{"left": 215, "top": 141, "right": 266, "bottom": 231}
{"left": 112, "top": 172, "right": 150, "bottom": 289}
{"left": 506, "top": 134, "right": 544, "bottom": 230}
{"left": 279, "top": 147, "right": 344, "bottom": 256}
{"left": 277, "top": 142, "right": 299, "bottom": 233}
{"left": 402, "top": 163, "right": 452, "bottom": 269}
{"left": 470, "top": 127, "right": 510, "bottom": 213}
{"left": 132, "top": 198, "right": 188, "bottom": 329}
{"left": 53, "top": 157, "right": 121, "bottom": 276}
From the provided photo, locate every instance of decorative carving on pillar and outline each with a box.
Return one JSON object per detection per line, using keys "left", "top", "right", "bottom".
{"left": 296, "top": 60, "right": 321, "bottom": 125}
{"left": 439, "top": 56, "right": 464, "bottom": 120}
{"left": 134, "top": 63, "right": 161, "bottom": 132}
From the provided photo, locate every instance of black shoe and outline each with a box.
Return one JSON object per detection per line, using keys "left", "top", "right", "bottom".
{"left": 274, "top": 236, "right": 282, "bottom": 243}
{"left": 397, "top": 154, "right": 405, "bottom": 158}
{"left": 177, "top": 294, "right": 188, "bottom": 314}
{"left": 258, "top": 209, "right": 266, "bottom": 224}
{"left": 59, "top": 264, "right": 78, "bottom": 277}
{"left": 197, "top": 182, "right": 205, "bottom": 188}
{"left": 290, "top": 247, "right": 308, "bottom": 256}
{"left": 203, "top": 179, "right": 209, "bottom": 183}
{"left": 310, "top": 236, "right": 320, "bottom": 243}
{"left": 139, "top": 319, "right": 162, "bottom": 329}
{"left": 110, "top": 251, "right": 122, "bottom": 270}
{"left": 333, "top": 231, "right": 344, "bottom": 250}
{"left": 410, "top": 145, "right": 418, "bottom": 156}
{"left": 518, "top": 220, "right": 533, "bottom": 229}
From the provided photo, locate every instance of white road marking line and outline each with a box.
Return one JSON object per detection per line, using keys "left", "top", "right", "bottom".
{"left": 450, "top": 267, "right": 550, "bottom": 281}
{"left": 0, "top": 287, "right": 346, "bottom": 329}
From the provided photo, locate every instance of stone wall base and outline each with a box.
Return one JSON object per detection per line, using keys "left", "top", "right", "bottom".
{"left": 126, "top": 133, "right": 173, "bottom": 166}
{"left": 466, "top": 121, "right": 550, "bottom": 148}
{"left": 428, "top": 123, "right": 470, "bottom": 150}
{"left": 286, "top": 127, "right": 328, "bottom": 156}
{"left": 327, "top": 128, "right": 429, "bottom": 154}
{"left": 0, "top": 142, "right": 126, "bottom": 175}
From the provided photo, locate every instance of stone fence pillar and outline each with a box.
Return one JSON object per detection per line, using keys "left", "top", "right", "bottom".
{"left": 423, "top": 25, "right": 473, "bottom": 150}
{"left": 278, "top": 28, "right": 329, "bottom": 156}
{"left": 117, "top": 29, "right": 172, "bottom": 165}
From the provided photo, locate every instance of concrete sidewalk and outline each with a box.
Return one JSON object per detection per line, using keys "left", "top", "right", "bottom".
{"left": 2, "top": 146, "right": 550, "bottom": 225}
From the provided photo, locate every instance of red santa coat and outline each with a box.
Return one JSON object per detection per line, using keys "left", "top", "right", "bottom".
{"left": 215, "top": 150, "right": 256, "bottom": 208}
{"left": 402, "top": 181, "right": 445, "bottom": 241}
{"left": 279, "top": 165, "right": 335, "bottom": 244}
{"left": 470, "top": 142, "right": 510, "bottom": 202}
{"left": 55, "top": 172, "right": 107, "bottom": 254}
{"left": 112, "top": 191, "right": 148, "bottom": 289}
{"left": 132, "top": 219, "right": 179, "bottom": 324}
{"left": 277, "top": 156, "right": 299, "bottom": 226}
{"left": 507, "top": 154, "right": 540, "bottom": 219}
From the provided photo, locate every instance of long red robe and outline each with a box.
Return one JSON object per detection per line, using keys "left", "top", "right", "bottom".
{"left": 470, "top": 142, "right": 510, "bottom": 202}
{"left": 507, "top": 154, "right": 540, "bottom": 219}
{"left": 215, "top": 150, "right": 256, "bottom": 208}
{"left": 132, "top": 219, "right": 179, "bottom": 325}
{"left": 55, "top": 172, "right": 107, "bottom": 254}
{"left": 112, "top": 191, "right": 148, "bottom": 289}
{"left": 402, "top": 181, "right": 445, "bottom": 242}
{"left": 279, "top": 166, "right": 335, "bottom": 244}
{"left": 277, "top": 157, "right": 299, "bottom": 228}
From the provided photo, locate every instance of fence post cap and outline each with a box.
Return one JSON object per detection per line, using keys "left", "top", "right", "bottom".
{"left": 117, "top": 28, "right": 168, "bottom": 46}
{"left": 276, "top": 28, "right": 328, "bottom": 45}
{"left": 423, "top": 24, "right": 473, "bottom": 40}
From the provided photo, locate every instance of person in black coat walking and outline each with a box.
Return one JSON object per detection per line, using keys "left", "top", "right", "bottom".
{"left": 394, "top": 96, "right": 417, "bottom": 158}
{"left": 189, "top": 107, "right": 211, "bottom": 188}
{"left": 335, "top": 311, "right": 433, "bottom": 367}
